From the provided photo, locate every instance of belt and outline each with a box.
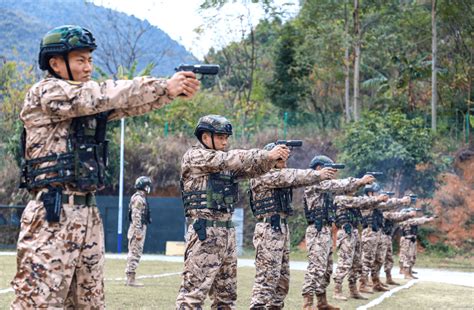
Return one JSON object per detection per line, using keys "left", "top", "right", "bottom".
{"left": 196, "top": 219, "right": 234, "bottom": 229}
{"left": 61, "top": 193, "right": 96, "bottom": 206}
{"left": 258, "top": 217, "right": 288, "bottom": 225}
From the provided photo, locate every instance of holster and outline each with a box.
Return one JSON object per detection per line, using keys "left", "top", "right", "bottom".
{"left": 193, "top": 218, "right": 207, "bottom": 241}
{"left": 270, "top": 214, "right": 282, "bottom": 232}
{"left": 314, "top": 218, "right": 323, "bottom": 232}
{"left": 41, "top": 187, "right": 62, "bottom": 223}
{"left": 343, "top": 223, "right": 352, "bottom": 235}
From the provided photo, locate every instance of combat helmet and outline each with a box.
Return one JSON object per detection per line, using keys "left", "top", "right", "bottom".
{"left": 364, "top": 182, "right": 381, "bottom": 195}
{"left": 194, "top": 115, "right": 233, "bottom": 147}
{"left": 39, "top": 25, "right": 97, "bottom": 79}
{"left": 135, "top": 176, "right": 152, "bottom": 194}
{"left": 309, "top": 155, "right": 333, "bottom": 169}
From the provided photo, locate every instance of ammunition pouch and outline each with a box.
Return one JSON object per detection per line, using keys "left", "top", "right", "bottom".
{"left": 181, "top": 173, "right": 238, "bottom": 213}
{"left": 142, "top": 206, "right": 152, "bottom": 225}
{"left": 20, "top": 112, "right": 109, "bottom": 192}
{"left": 40, "top": 187, "right": 63, "bottom": 223}
{"left": 250, "top": 187, "right": 293, "bottom": 217}
{"left": 193, "top": 218, "right": 207, "bottom": 241}
{"left": 270, "top": 214, "right": 283, "bottom": 232}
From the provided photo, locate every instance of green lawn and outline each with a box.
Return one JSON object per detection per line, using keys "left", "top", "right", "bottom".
{"left": 0, "top": 255, "right": 472, "bottom": 309}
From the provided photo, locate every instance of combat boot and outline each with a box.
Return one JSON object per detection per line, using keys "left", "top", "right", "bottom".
{"left": 359, "top": 277, "right": 374, "bottom": 294}
{"left": 385, "top": 271, "right": 400, "bottom": 285}
{"left": 302, "top": 294, "right": 315, "bottom": 310}
{"left": 372, "top": 277, "right": 389, "bottom": 292}
{"left": 409, "top": 267, "right": 418, "bottom": 279}
{"left": 125, "top": 272, "right": 144, "bottom": 287}
{"left": 315, "top": 292, "right": 340, "bottom": 310}
{"left": 349, "top": 283, "right": 368, "bottom": 300}
{"left": 333, "top": 283, "right": 347, "bottom": 301}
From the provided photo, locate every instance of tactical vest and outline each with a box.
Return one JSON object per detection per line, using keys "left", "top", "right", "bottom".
{"left": 181, "top": 173, "right": 238, "bottom": 213}
{"left": 20, "top": 112, "right": 109, "bottom": 192}
{"left": 363, "top": 208, "right": 384, "bottom": 232}
{"left": 335, "top": 208, "right": 362, "bottom": 228}
{"left": 128, "top": 194, "right": 152, "bottom": 225}
{"left": 250, "top": 187, "right": 293, "bottom": 217}
{"left": 382, "top": 219, "right": 394, "bottom": 235}
{"left": 304, "top": 193, "right": 335, "bottom": 231}
{"left": 402, "top": 225, "right": 418, "bottom": 237}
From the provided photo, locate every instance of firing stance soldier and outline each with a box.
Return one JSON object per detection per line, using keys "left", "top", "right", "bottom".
{"left": 248, "top": 147, "right": 337, "bottom": 309}
{"left": 176, "top": 115, "right": 290, "bottom": 309}
{"left": 359, "top": 184, "right": 411, "bottom": 293}
{"left": 13, "top": 25, "right": 199, "bottom": 308}
{"left": 332, "top": 192, "right": 389, "bottom": 301}
{"left": 125, "top": 176, "right": 153, "bottom": 287}
{"left": 399, "top": 216, "right": 435, "bottom": 279}
{"left": 301, "top": 156, "right": 375, "bottom": 310}
{"left": 376, "top": 208, "right": 416, "bottom": 286}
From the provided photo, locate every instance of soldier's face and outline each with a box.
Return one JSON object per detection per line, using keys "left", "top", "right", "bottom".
{"left": 202, "top": 132, "right": 229, "bottom": 151}
{"left": 49, "top": 49, "right": 93, "bottom": 82}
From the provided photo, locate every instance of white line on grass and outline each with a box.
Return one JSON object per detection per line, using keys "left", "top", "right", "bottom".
{"left": 356, "top": 279, "right": 418, "bottom": 310}
{"left": 0, "top": 288, "right": 13, "bottom": 295}
{"left": 106, "top": 272, "right": 181, "bottom": 281}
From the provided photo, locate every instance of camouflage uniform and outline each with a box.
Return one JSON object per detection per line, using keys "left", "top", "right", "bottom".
{"left": 301, "top": 178, "right": 361, "bottom": 298}
{"left": 376, "top": 211, "right": 414, "bottom": 279}
{"left": 332, "top": 196, "right": 379, "bottom": 292}
{"left": 399, "top": 217, "right": 432, "bottom": 270}
{"left": 125, "top": 190, "right": 149, "bottom": 276}
{"left": 176, "top": 143, "right": 275, "bottom": 310}
{"left": 12, "top": 75, "right": 174, "bottom": 309}
{"left": 360, "top": 199, "right": 402, "bottom": 287}
{"left": 249, "top": 168, "right": 325, "bottom": 309}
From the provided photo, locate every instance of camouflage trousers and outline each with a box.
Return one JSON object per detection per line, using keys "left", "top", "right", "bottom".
{"left": 360, "top": 228, "right": 382, "bottom": 280}
{"left": 301, "top": 225, "right": 333, "bottom": 296}
{"left": 399, "top": 237, "right": 417, "bottom": 269}
{"left": 250, "top": 222, "right": 290, "bottom": 309}
{"left": 381, "top": 234, "right": 394, "bottom": 273}
{"left": 333, "top": 226, "right": 361, "bottom": 285}
{"left": 125, "top": 225, "right": 147, "bottom": 275}
{"left": 11, "top": 197, "right": 105, "bottom": 309}
{"left": 176, "top": 224, "right": 237, "bottom": 310}
{"left": 373, "top": 233, "right": 391, "bottom": 277}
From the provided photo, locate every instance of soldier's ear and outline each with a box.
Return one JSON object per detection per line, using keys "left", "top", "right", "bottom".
{"left": 49, "top": 56, "right": 63, "bottom": 74}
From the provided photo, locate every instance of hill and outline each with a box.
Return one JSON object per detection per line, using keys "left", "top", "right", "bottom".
{"left": 0, "top": 0, "right": 197, "bottom": 76}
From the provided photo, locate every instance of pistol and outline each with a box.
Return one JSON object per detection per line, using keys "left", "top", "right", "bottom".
{"left": 175, "top": 64, "right": 219, "bottom": 76}
{"left": 275, "top": 140, "right": 303, "bottom": 148}
{"left": 323, "top": 163, "right": 345, "bottom": 169}
{"left": 381, "top": 191, "right": 395, "bottom": 196}
{"left": 366, "top": 171, "right": 383, "bottom": 177}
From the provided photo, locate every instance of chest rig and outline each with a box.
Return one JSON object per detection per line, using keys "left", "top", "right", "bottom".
{"left": 363, "top": 208, "right": 384, "bottom": 232}
{"left": 181, "top": 172, "right": 239, "bottom": 214}
{"left": 20, "top": 112, "right": 109, "bottom": 192}
{"left": 304, "top": 193, "right": 336, "bottom": 231}
{"left": 336, "top": 208, "right": 362, "bottom": 228}
{"left": 128, "top": 193, "right": 152, "bottom": 225}
{"left": 249, "top": 187, "right": 293, "bottom": 217}
{"left": 382, "top": 219, "right": 394, "bottom": 235}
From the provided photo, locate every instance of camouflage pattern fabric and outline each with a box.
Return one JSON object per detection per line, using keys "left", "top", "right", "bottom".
{"left": 11, "top": 198, "right": 105, "bottom": 309}
{"left": 333, "top": 228, "right": 356, "bottom": 285}
{"left": 250, "top": 223, "right": 290, "bottom": 309}
{"left": 20, "top": 76, "right": 173, "bottom": 192}
{"left": 249, "top": 168, "right": 325, "bottom": 307}
{"left": 14, "top": 75, "right": 175, "bottom": 308}
{"left": 398, "top": 217, "right": 432, "bottom": 269}
{"left": 349, "top": 229, "right": 363, "bottom": 285}
{"left": 301, "top": 177, "right": 361, "bottom": 297}
{"left": 381, "top": 234, "right": 394, "bottom": 273}
{"left": 125, "top": 191, "right": 148, "bottom": 275}
{"left": 302, "top": 225, "right": 333, "bottom": 295}
{"left": 360, "top": 228, "right": 381, "bottom": 280}
{"left": 176, "top": 143, "right": 276, "bottom": 309}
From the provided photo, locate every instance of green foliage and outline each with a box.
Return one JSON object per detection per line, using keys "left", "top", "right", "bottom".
{"left": 336, "top": 110, "right": 443, "bottom": 196}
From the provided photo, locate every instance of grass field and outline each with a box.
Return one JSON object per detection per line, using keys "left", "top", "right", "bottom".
{"left": 0, "top": 254, "right": 473, "bottom": 309}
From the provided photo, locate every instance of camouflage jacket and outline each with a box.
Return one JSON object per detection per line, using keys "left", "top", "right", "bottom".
{"left": 129, "top": 190, "right": 148, "bottom": 231}
{"left": 181, "top": 143, "right": 275, "bottom": 221}
{"left": 362, "top": 197, "right": 405, "bottom": 217}
{"left": 333, "top": 195, "right": 380, "bottom": 212}
{"left": 304, "top": 177, "right": 361, "bottom": 212}
{"left": 399, "top": 216, "right": 434, "bottom": 238}
{"left": 20, "top": 76, "right": 173, "bottom": 193}
{"left": 383, "top": 210, "right": 414, "bottom": 222}
{"left": 249, "top": 168, "right": 324, "bottom": 219}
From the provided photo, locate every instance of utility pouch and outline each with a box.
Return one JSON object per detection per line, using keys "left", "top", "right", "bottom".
{"left": 315, "top": 218, "right": 323, "bottom": 232}
{"left": 193, "top": 218, "right": 207, "bottom": 241}
{"left": 270, "top": 214, "right": 282, "bottom": 232}
{"left": 410, "top": 236, "right": 416, "bottom": 242}
{"left": 41, "top": 187, "right": 62, "bottom": 223}
{"left": 343, "top": 223, "right": 352, "bottom": 235}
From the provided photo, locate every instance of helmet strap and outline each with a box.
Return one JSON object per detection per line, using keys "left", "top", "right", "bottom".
{"left": 63, "top": 54, "right": 74, "bottom": 81}
{"left": 211, "top": 132, "right": 216, "bottom": 150}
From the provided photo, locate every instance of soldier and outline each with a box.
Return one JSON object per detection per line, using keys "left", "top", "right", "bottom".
{"left": 359, "top": 185, "right": 411, "bottom": 294}
{"left": 12, "top": 25, "right": 199, "bottom": 308}
{"left": 301, "top": 156, "right": 375, "bottom": 310}
{"left": 175, "top": 115, "right": 290, "bottom": 309}
{"left": 376, "top": 208, "right": 416, "bottom": 286}
{"left": 332, "top": 192, "right": 389, "bottom": 301}
{"left": 399, "top": 216, "right": 435, "bottom": 279}
{"left": 125, "top": 176, "right": 153, "bottom": 287}
{"left": 248, "top": 148, "right": 337, "bottom": 309}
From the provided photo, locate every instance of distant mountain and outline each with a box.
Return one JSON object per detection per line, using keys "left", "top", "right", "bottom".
{"left": 0, "top": 0, "right": 197, "bottom": 76}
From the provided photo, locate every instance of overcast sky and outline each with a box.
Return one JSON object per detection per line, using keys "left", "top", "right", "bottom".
{"left": 90, "top": 0, "right": 299, "bottom": 59}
